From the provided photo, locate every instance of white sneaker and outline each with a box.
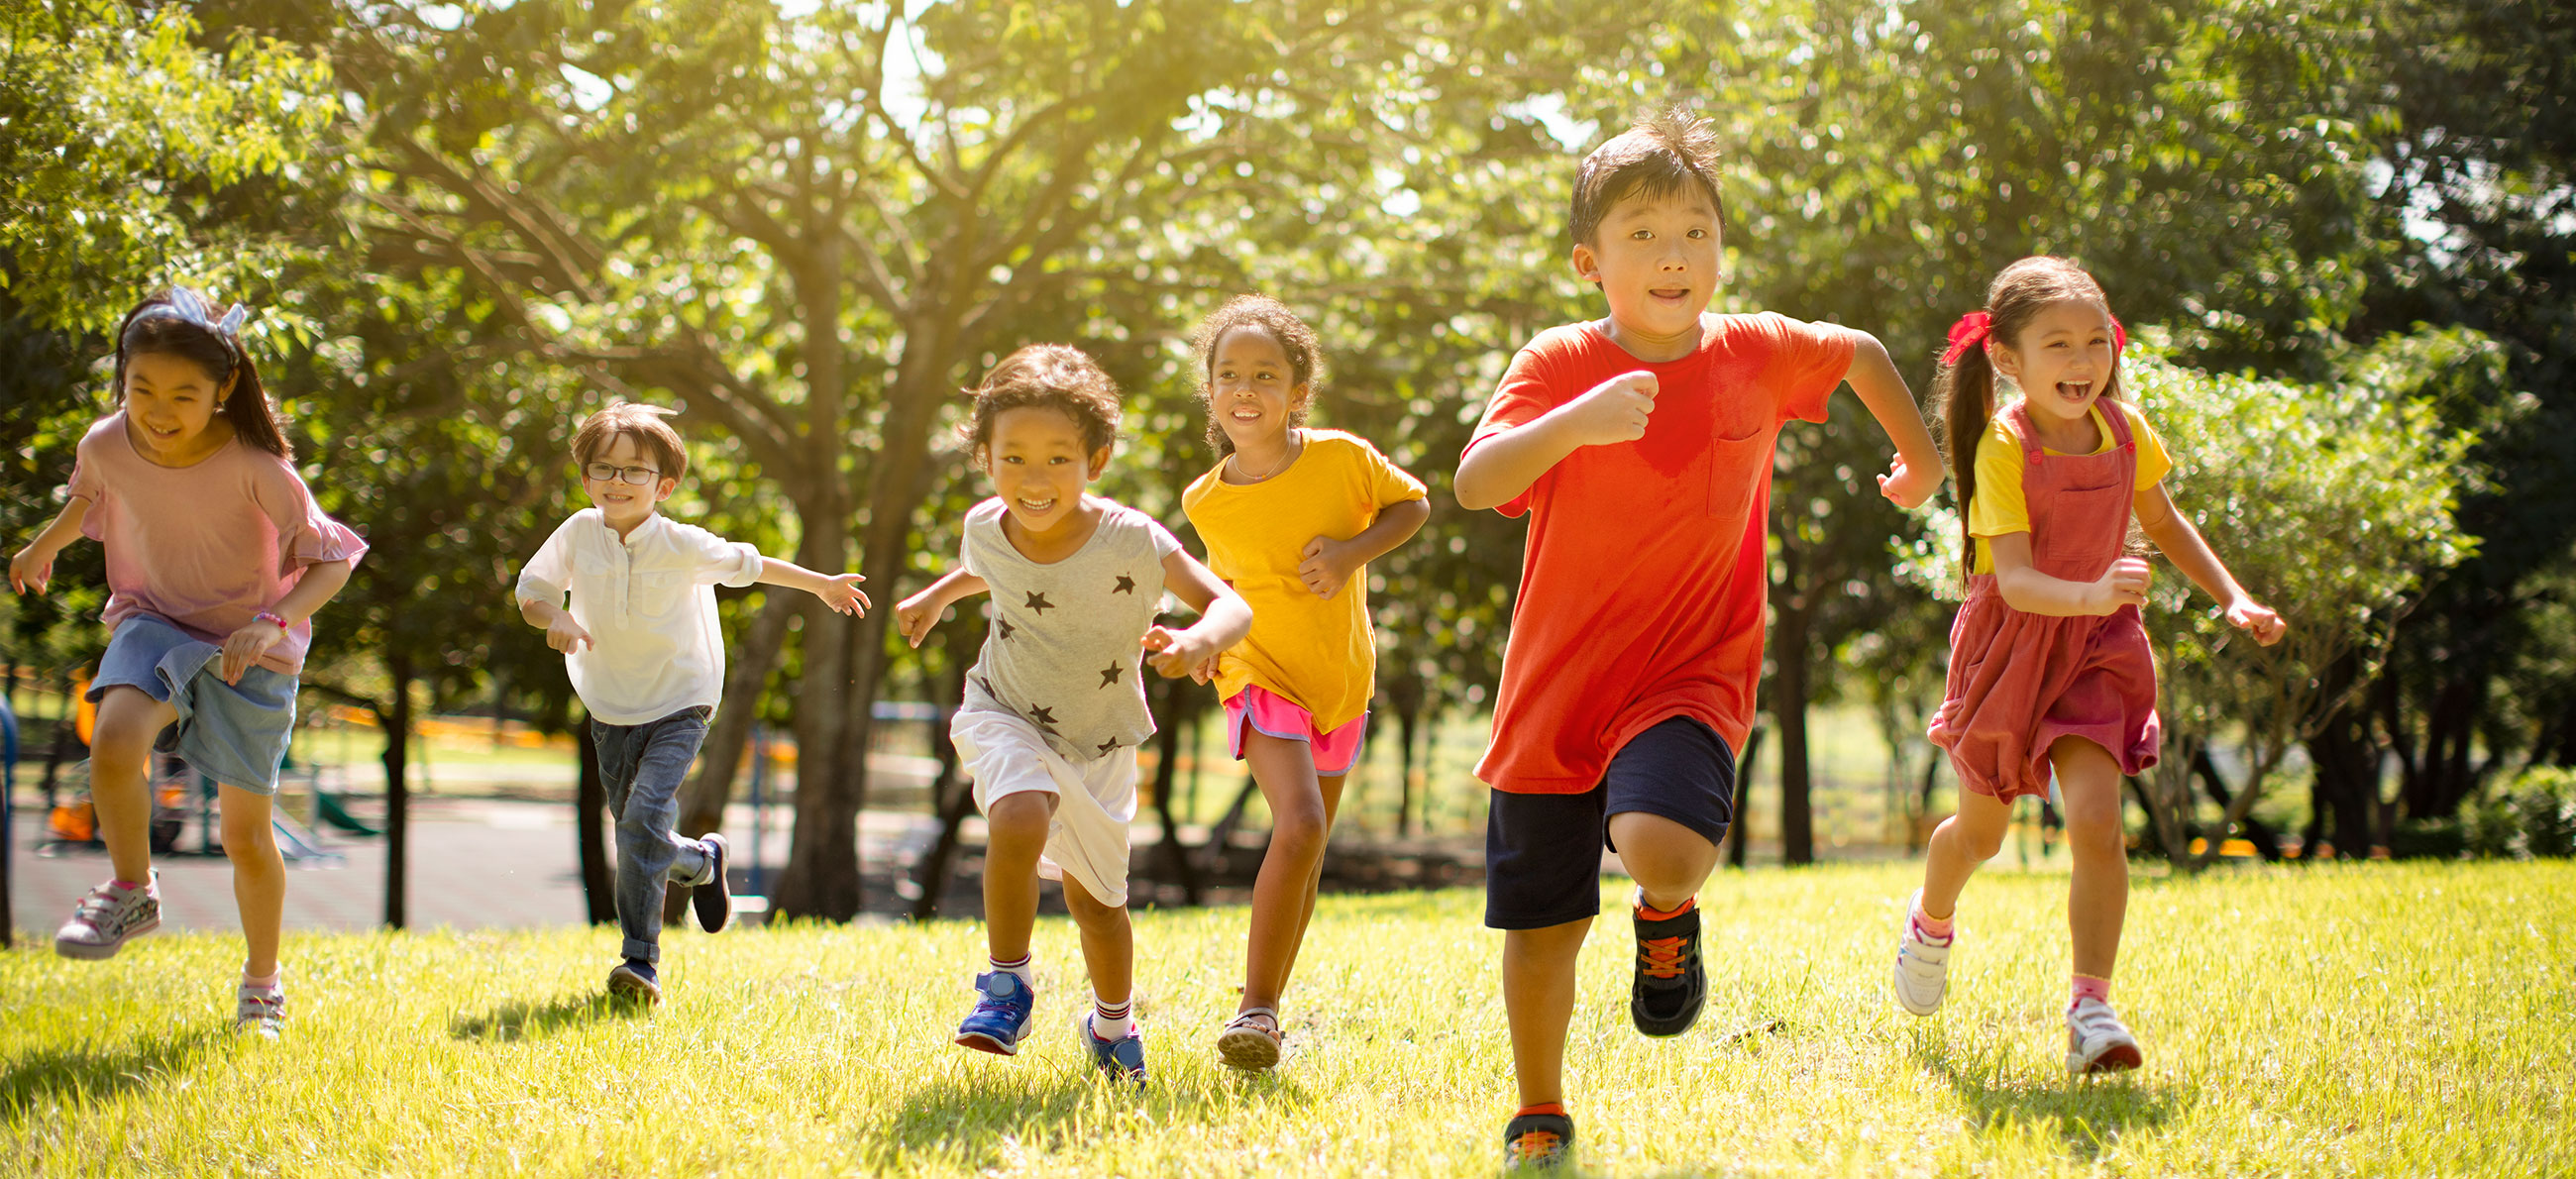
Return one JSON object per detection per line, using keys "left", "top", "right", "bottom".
{"left": 237, "top": 980, "right": 286, "bottom": 1039}
{"left": 55, "top": 876, "right": 161, "bottom": 960}
{"left": 1891, "top": 890, "right": 1951, "bottom": 1017}
{"left": 2066, "top": 998, "right": 2143, "bottom": 1074}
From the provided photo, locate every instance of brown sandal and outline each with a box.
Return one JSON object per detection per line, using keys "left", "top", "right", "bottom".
{"left": 1217, "top": 1007, "right": 1283, "bottom": 1071}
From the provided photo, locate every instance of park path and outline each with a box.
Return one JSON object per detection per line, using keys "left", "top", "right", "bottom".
{"left": 3, "top": 792, "right": 951, "bottom": 940}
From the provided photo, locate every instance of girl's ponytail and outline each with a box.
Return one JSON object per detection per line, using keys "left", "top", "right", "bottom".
{"left": 114, "top": 287, "right": 292, "bottom": 460}
{"left": 1932, "top": 325, "right": 1999, "bottom": 586}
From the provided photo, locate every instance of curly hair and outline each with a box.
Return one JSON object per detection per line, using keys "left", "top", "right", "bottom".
{"left": 1188, "top": 293, "right": 1326, "bottom": 458}
{"left": 964, "top": 344, "right": 1123, "bottom": 456}
{"left": 1569, "top": 106, "right": 1727, "bottom": 247}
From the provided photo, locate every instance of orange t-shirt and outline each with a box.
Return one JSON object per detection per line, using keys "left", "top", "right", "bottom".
{"left": 1465, "top": 313, "right": 1856, "bottom": 794}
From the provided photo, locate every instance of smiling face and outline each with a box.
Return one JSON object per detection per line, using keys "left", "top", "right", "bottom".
{"left": 583, "top": 432, "right": 678, "bottom": 534}
{"left": 121, "top": 351, "right": 236, "bottom": 465}
{"left": 1572, "top": 188, "right": 1723, "bottom": 359}
{"left": 1207, "top": 326, "right": 1307, "bottom": 455}
{"left": 982, "top": 405, "right": 1110, "bottom": 540}
{"left": 1991, "top": 299, "right": 2120, "bottom": 429}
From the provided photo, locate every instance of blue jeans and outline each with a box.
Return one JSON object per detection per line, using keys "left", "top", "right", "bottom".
{"left": 592, "top": 706, "right": 715, "bottom": 962}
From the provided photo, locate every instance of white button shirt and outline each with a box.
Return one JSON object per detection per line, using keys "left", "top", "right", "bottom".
{"left": 515, "top": 509, "right": 763, "bottom": 725}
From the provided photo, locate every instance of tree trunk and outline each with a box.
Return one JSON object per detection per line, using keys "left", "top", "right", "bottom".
{"left": 381, "top": 654, "right": 413, "bottom": 929}
{"left": 2191, "top": 746, "right": 2286, "bottom": 862}
{"left": 1773, "top": 603, "right": 1816, "bottom": 865}
{"left": 576, "top": 719, "right": 616, "bottom": 924}
{"left": 1727, "top": 724, "right": 1764, "bottom": 868}
{"left": 1146, "top": 677, "right": 1204, "bottom": 906}
{"left": 772, "top": 483, "right": 861, "bottom": 920}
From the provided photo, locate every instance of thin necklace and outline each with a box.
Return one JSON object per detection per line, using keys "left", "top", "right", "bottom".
{"left": 1231, "top": 430, "right": 1298, "bottom": 482}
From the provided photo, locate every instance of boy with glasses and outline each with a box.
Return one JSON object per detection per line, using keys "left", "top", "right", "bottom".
{"left": 515, "top": 402, "right": 869, "bottom": 1002}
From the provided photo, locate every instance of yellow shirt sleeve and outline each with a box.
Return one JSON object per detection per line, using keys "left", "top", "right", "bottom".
{"left": 1359, "top": 436, "right": 1429, "bottom": 508}
{"left": 2119, "top": 401, "right": 2174, "bottom": 488}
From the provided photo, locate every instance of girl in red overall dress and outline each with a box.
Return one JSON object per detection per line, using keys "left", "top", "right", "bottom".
{"left": 1890, "top": 257, "right": 2286, "bottom": 1074}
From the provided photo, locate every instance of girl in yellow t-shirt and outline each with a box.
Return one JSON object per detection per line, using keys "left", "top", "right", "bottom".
{"left": 1180, "top": 295, "right": 1430, "bottom": 1071}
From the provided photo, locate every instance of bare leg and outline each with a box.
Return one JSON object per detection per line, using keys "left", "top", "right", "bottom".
{"left": 1503, "top": 919, "right": 1592, "bottom": 1108}
{"left": 218, "top": 784, "right": 285, "bottom": 978}
{"left": 1604, "top": 811, "right": 1719, "bottom": 911}
{"left": 1275, "top": 774, "right": 1347, "bottom": 997}
{"left": 1060, "top": 873, "right": 1133, "bottom": 1008}
{"left": 1238, "top": 730, "right": 1343, "bottom": 1014}
{"left": 86, "top": 687, "right": 177, "bottom": 885}
{"left": 981, "top": 792, "right": 1054, "bottom": 963}
{"left": 2053, "top": 737, "right": 2128, "bottom": 980}
{"left": 1918, "top": 786, "right": 2013, "bottom": 920}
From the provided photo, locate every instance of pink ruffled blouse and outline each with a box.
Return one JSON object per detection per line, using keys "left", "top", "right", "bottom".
{"left": 66, "top": 412, "right": 368, "bottom": 676}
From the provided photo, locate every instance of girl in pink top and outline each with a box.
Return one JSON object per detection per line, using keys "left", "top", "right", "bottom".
{"left": 1892, "top": 258, "right": 2284, "bottom": 1074}
{"left": 10, "top": 287, "right": 366, "bottom": 1037}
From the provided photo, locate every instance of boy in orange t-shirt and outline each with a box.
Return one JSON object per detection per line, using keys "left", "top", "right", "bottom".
{"left": 1454, "top": 108, "right": 1943, "bottom": 1169}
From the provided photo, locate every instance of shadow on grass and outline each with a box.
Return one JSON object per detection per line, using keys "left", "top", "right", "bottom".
{"left": 0, "top": 1026, "right": 222, "bottom": 1117}
{"left": 1912, "top": 1037, "right": 2187, "bottom": 1160}
{"left": 449, "top": 992, "right": 647, "bottom": 1041}
{"left": 866, "top": 1071, "right": 1103, "bottom": 1170}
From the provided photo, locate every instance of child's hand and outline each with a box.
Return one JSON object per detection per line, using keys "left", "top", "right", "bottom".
{"left": 1561, "top": 371, "right": 1658, "bottom": 448}
{"left": 814, "top": 572, "right": 870, "bottom": 617}
{"left": 8, "top": 544, "right": 54, "bottom": 594}
{"left": 2089, "top": 557, "right": 2152, "bottom": 615}
{"left": 219, "top": 616, "right": 288, "bottom": 685}
{"left": 895, "top": 590, "right": 942, "bottom": 649}
{"left": 1141, "top": 623, "right": 1222, "bottom": 681}
{"left": 546, "top": 612, "right": 593, "bottom": 654}
{"left": 1877, "top": 455, "right": 1940, "bottom": 510}
{"left": 1297, "top": 535, "right": 1360, "bottom": 598}
{"left": 2226, "top": 596, "right": 2288, "bottom": 646}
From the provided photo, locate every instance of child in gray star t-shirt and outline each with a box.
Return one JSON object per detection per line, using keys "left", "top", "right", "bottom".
{"left": 896, "top": 344, "right": 1250, "bottom": 1081}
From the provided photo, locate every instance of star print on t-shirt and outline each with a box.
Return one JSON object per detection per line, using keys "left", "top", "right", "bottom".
{"left": 1029, "top": 704, "right": 1058, "bottom": 731}
{"left": 1025, "top": 590, "right": 1054, "bottom": 614}
{"left": 996, "top": 615, "right": 1017, "bottom": 641}
{"left": 1099, "top": 663, "right": 1122, "bottom": 688}
{"left": 1097, "top": 737, "right": 1122, "bottom": 755}
{"left": 1113, "top": 574, "right": 1135, "bottom": 594}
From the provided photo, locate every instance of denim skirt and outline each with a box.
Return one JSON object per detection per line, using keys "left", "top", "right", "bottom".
{"left": 87, "top": 613, "right": 297, "bottom": 795}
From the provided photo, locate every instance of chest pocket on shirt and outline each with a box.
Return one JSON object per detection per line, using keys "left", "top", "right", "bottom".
{"left": 634, "top": 570, "right": 690, "bottom": 617}
{"left": 2033, "top": 478, "right": 2130, "bottom": 580}
{"left": 1704, "top": 427, "right": 1770, "bottom": 523}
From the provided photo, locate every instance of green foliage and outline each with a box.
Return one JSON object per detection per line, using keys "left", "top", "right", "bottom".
{"left": 2465, "top": 766, "right": 2576, "bottom": 859}
{"left": 0, "top": 0, "right": 332, "bottom": 335}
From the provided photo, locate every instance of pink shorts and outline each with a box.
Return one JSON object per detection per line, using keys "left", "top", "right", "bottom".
{"left": 1225, "top": 684, "right": 1368, "bottom": 777}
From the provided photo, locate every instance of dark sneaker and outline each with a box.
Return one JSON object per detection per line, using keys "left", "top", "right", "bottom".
{"left": 607, "top": 958, "right": 661, "bottom": 1005}
{"left": 954, "top": 970, "right": 1037, "bottom": 1055}
{"left": 692, "top": 833, "right": 734, "bottom": 933}
{"left": 1502, "top": 1109, "right": 1574, "bottom": 1170}
{"left": 1076, "top": 1010, "right": 1147, "bottom": 1086}
{"left": 1630, "top": 894, "right": 1705, "bottom": 1037}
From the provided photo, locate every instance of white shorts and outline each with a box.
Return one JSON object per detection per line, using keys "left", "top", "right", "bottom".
{"left": 951, "top": 707, "right": 1138, "bottom": 909}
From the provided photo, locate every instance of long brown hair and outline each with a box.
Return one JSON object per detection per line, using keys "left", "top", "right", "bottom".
{"left": 1931, "top": 256, "right": 2123, "bottom": 579}
{"left": 113, "top": 287, "right": 291, "bottom": 459}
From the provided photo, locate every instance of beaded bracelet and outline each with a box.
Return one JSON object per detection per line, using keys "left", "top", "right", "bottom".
{"left": 255, "top": 610, "right": 289, "bottom": 632}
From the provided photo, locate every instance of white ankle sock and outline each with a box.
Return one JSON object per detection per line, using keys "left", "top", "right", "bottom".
{"left": 990, "top": 954, "right": 1034, "bottom": 990}
{"left": 242, "top": 968, "right": 281, "bottom": 990}
{"left": 1092, "top": 997, "right": 1133, "bottom": 1040}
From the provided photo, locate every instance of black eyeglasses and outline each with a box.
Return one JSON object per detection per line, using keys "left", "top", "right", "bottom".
{"left": 585, "top": 463, "right": 663, "bottom": 485}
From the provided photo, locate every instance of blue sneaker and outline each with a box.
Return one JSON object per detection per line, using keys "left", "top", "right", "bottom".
{"left": 1077, "top": 1010, "right": 1147, "bottom": 1085}
{"left": 691, "top": 833, "right": 733, "bottom": 933}
{"left": 607, "top": 958, "right": 661, "bottom": 1005}
{"left": 954, "top": 970, "right": 1036, "bottom": 1055}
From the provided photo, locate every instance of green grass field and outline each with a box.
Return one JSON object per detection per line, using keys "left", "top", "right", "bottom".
{"left": 4, "top": 861, "right": 2570, "bottom": 1177}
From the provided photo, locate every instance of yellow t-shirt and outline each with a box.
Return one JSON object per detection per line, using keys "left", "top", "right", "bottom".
{"left": 1181, "top": 429, "right": 1428, "bottom": 731}
{"left": 1968, "top": 400, "right": 2173, "bottom": 574}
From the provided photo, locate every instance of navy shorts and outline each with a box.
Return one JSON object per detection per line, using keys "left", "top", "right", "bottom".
{"left": 1483, "top": 716, "right": 1736, "bottom": 930}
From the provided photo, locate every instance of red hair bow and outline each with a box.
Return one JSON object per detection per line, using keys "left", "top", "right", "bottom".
{"left": 2110, "top": 315, "right": 2128, "bottom": 353}
{"left": 1941, "top": 311, "right": 1992, "bottom": 367}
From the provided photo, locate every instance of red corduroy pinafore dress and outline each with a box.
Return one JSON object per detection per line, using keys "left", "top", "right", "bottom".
{"left": 1926, "top": 399, "right": 2161, "bottom": 801}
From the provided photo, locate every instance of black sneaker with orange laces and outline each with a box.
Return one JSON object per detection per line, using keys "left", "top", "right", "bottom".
{"left": 1630, "top": 893, "right": 1704, "bottom": 1036}
{"left": 1502, "top": 1106, "right": 1574, "bottom": 1170}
